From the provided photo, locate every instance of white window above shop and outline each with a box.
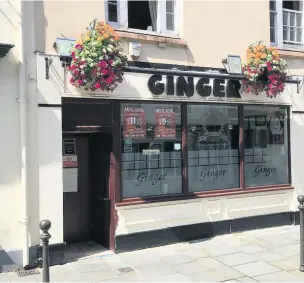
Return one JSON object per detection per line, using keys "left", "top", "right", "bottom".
{"left": 270, "top": 0, "right": 304, "bottom": 50}
{"left": 105, "top": 0, "right": 180, "bottom": 37}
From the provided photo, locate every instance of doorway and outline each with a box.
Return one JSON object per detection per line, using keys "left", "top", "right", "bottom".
{"left": 62, "top": 99, "right": 114, "bottom": 251}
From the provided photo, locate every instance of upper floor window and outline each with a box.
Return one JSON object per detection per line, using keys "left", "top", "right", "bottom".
{"left": 270, "top": 0, "right": 303, "bottom": 49}
{"left": 105, "top": 0, "right": 180, "bottom": 37}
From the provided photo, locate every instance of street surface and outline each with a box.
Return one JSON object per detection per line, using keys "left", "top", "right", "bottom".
{"left": 0, "top": 225, "right": 303, "bottom": 282}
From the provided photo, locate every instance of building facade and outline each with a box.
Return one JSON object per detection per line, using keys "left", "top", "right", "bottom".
{"left": 1, "top": 0, "right": 304, "bottom": 271}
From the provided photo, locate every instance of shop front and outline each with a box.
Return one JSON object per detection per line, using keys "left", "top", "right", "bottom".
{"left": 54, "top": 63, "right": 298, "bottom": 252}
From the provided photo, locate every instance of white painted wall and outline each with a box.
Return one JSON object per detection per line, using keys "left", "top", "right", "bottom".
{"left": 0, "top": 1, "right": 23, "bottom": 257}
{"left": 116, "top": 190, "right": 293, "bottom": 235}
{"left": 0, "top": 52, "right": 23, "bottom": 251}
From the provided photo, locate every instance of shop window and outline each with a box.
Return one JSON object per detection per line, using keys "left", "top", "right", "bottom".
{"left": 121, "top": 103, "right": 182, "bottom": 198}
{"left": 244, "top": 106, "right": 289, "bottom": 187}
{"left": 187, "top": 105, "right": 240, "bottom": 191}
{"left": 106, "top": 0, "right": 179, "bottom": 36}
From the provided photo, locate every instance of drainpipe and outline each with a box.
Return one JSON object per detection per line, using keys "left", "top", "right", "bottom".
{"left": 18, "top": 0, "right": 29, "bottom": 267}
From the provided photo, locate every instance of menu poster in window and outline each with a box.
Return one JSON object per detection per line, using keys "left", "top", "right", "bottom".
{"left": 155, "top": 108, "right": 176, "bottom": 139}
{"left": 123, "top": 107, "right": 146, "bottom": 139}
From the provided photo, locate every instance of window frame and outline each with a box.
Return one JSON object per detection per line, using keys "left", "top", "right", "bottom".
{"left": 116, "top": 100, "right": 293, "bottom": 205}
{"left": 270, "top": 0, "right": 304, "bottom": 50}
{"left": 104, "top": 0, "right": 181, "bottom": 38}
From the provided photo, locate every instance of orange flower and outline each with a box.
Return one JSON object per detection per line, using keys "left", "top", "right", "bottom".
{"left": 97, "top": 36, "right": 102, "bottom": 41}
{"left": 114, "top": 36, "right": 119, "bottom": 41}
{"left": 260, "top": 53, "right": 267, "bottom": 59}
{"left": 272, "top": 50, "right": 278, "bottom": 57}
{"left": 103, "top": 33, "right": 109, "bottom": 39}
{"left": 255, "top": 52, "right": 261, "bottom": 59}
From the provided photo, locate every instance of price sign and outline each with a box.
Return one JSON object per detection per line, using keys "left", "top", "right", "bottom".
{"left": 155, "top": 108, "right": 176, "bottom": 139}
{"left": 123, "top": 107, "right": 146, "bottom": 139}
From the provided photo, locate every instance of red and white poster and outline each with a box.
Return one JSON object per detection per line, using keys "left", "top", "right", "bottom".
{"left": 155, "top": 108, "right": 176, "bottom": 139}
{"left": 123, "top": 106, "right": 146, "bottom": 139}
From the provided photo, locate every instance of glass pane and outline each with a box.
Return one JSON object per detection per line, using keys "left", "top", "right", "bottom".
{"left": 270, "top": 0, "right": 276, "bottom": 11}
{"left": 283, "top": 26, "right": 288, "bottom": 41}
{"left": 166, "top": 0, "right": 174, "bottom": 13}
{"left": 290, "top": 12, "right": 296, "bottom": 26}
{"left": 187, "top": 105, "right": 240, "bottom": 192}
{"left": 270, "top": 27, "right": 276, "bottom": 43}
{"left": 244, "top": 106, "right": 289, "bottom": 187}
{"left": 297, "top": 13, "right": 302, "bottom": 27}
{"left": 121, "top": 103, "right": 182, "bottom": 198}
{"left": 270, "top": 12, "right": 275, "bottom": 27}
{"left": 290, "top": 27, "right": 296, "bottom": 41}
{"left": 297, "top": 27, "right": 302, "bottom": 42}
{"left": 108, "top": 2, "right": 117, "bottom": 22}
{"left": 166, "top": 13, "right": 174, "bottom": 31}
{"left": 283, "top": 11, "right": 288, "bottom": 25}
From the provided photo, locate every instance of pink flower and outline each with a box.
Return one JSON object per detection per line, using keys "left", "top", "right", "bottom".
{"left": 92, "top": 69, "right": 97, "bottom": 75}
{"left": 75, "top": 44, "right": 83, "bottom": 50}
{"left": 80, "top": 59, "right": 86, "bottom": 65}
{"left": 100, "top": 61, "right": 107, "bottom": 68}
{"left": 81, "top": 74, "right": 86, "bottom": 78}
{"left": 69, "top": 64, "right": 76, "bottom": 70}
{"left": 102, "top": 69, "right": 108, "bottom": 75}
{"left": 71, "top": 51, "right": 75, "bottom": 58}
{"left": 74, "top": 69, "right": 79, "bottom": 75}
{"left": 77, "top": 80, "right": 83, "bottom": 85}
{"left": 106, "top": 77, "right": 113, "bottom": 84}
{"left": 95, "top": 82, "right": 101, "bottom": 89}
{"left": 70, "top": 77, "right": 75, "bottom": 83}
{"left": 109, "top": 60, "right": 114, "bottom": 66}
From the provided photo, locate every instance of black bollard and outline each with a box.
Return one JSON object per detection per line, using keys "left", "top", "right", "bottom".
{"left": 39, "top": 220, "right": 52, "bottom": 282}
{"left": 298, "top": 195, "right": 304, "bottom": 272}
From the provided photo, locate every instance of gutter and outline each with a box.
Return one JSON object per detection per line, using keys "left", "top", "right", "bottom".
{"left": 18, "top": 0, "right": 29, "bottom": 268}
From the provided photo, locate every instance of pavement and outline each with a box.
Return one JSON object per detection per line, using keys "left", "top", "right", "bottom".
{"left": 0, "top": 225, "right": 304, "bottom": 282}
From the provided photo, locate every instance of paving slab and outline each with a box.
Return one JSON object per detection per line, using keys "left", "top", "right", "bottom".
{"left": 81, "top": 270, "right": 120, "bottom": 282}
{"left": 253, "top": 270, "right": 303, "bottom": 282}
{"left": 73, "top": 259, "right": 111, "bottom": 273}
{"left": 253, "top": 251, "right": 285, "bottom": 262}
{"left": 270, "top": 255, "right": 300, "bottom": 271}
{"left": 148, "top": 273, "right": 192, "bottom": 282}
{"left": 172, "top": 261, "right": 207, "bottom": 275}
{"left": 197, "top": 257, "right": 227, "bottom": 270}
{"left": 203, "top": 245, "right": 240, "bottom": 257}
{"left": 215, "top": 252, "right": 258, "bottom": 266}
{"left": 237, "top": 276, "right": 258, "bottom": 282}
{"left": 233, "top": 261, "right": 281, "bottom": 277}
{"left": 187, "top": 269, "right": 227, "bottom": 282}
{"left": 134, "top": 262, "right": 177, "bottom": 277}
{"left": 236, "top": 244, "right": 267, "bottom": 254}
{"left": 211, "top": 266, "right": 245, "bottom": 280}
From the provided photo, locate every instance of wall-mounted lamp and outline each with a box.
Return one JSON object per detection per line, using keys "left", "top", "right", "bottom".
{"left": 54, "top": 37, "right": 76, "bottom": 65}
{"left": 129, "top": 42, "right": 141, "bottom": 60}
{"left": 222, "top": 55, "right": 243, "bottom": 75}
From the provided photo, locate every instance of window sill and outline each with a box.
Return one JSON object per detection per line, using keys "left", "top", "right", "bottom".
{"left": 278, "top": 49, "right": 304, "bottom": 58}
{"left": 116, "top": 185, "right": 294, "bottom": 207}
{"left": 115, "top": 30, "right": 187, "bottom": 46}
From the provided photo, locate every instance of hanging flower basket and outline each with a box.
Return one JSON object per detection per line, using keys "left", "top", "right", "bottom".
{"left": 242, "top": 44, "right": 288, "bottom": 98}
{"left": 68, "top": 20, "right": 128, "bottom": 92}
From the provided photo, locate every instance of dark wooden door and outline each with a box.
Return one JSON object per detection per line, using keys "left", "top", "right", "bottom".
{"left": 89, "top": 132, "right": 113, "bottom": 248}
{"left": 63, "top": 135, "right": 91, "bottom": 243}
